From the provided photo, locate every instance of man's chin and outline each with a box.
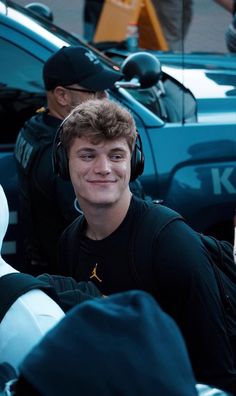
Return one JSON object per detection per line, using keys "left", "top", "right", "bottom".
{"left": 78, "top": 188, "right": 130, "bottom": 208}
{"left": 90, "top": 199, "right": 115, "bottom": 208}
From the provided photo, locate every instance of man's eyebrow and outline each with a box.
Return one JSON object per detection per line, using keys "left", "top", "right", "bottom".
{"left": 109, "top": 147, "right": 127, "bottom": 153}
{"left": 76, "top": 147, "right": 127, "bottom": 154}
{"left": 76, "top": 147, "right": 96, "bottom": 153}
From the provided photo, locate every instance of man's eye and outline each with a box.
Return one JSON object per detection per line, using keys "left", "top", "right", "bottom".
{"left": 110, "top": 154, "right": 123, "bottom": 161}
{"left": 80, "top": 154, "right": 94, "bottom": 161}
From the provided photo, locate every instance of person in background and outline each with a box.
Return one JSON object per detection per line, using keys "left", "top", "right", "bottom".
{"left": 151, "top": 0, "right": 193, "bottom": 51}
{"left": 214, "top": 0, "right": 235, "bottom": 13}
{"left": 214, "top": 0, "right": 236, "bottom": 52}
{"left": 84, "top": 0, "right": 104, "bottom": 41}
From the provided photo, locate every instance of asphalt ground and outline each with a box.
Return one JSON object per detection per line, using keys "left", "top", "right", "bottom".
{"left": 16, "top": 0, "right": 232, "bottom": 53}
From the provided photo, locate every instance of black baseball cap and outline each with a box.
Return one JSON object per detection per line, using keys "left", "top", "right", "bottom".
{"left": 43, "top": 45, "right": 122, "bottom": 91}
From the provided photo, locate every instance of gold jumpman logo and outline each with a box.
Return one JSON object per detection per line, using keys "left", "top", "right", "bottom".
{"left": 89, "top": 263, "right": 102, "bottom": 283}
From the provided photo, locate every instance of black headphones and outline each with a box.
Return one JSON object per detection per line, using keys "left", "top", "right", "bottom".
{"left": 52, "top": 122, "right": 145, "bottom": 182}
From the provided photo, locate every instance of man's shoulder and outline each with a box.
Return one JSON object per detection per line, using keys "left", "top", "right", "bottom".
{"left": 132, "top": 196, "right": 183, "bottom": 220}
{"left": 61, "top": 215, "right": 84, "bottom": 239}
{"left": 130, "top": 194, "right": 150, "bottom": 212}
{"left": 131, "top": 199, "right": 184, "bottom": 244}
{"left": 14, "top": 112, "right": 61, "bottom": 173}
{"left": 20, "top": 112, "right": 59, "bottom": 141}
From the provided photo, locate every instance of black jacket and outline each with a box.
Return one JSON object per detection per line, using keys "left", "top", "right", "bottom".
{"left": 14, "top": 110, "right": 77, "bottom": 274}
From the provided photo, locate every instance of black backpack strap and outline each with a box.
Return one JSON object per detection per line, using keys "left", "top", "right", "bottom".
{"left": 130, "top": 204, "right": 184, "bottom": 292}
{"left": 200, "top": 235, "right": 236, "bottom": 314}
{"left": 0, "top": 272, "right": 59, "bottom": 322}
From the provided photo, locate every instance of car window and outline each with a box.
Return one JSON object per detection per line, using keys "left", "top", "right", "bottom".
{"left": 125, "top": 76, "right": 197, "bottom": 124}
{"left": 0, "top": 38, "right": 45, "bottom": 144}
{"left": 0, "top": 37, "right": 44, "bottom": 91}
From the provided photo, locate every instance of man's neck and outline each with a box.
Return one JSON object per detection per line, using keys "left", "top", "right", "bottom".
{"left": 81, "top": 191, "right": 132, "bottom": 240}
{"left": 47, "top": 107, "right": 66, "bottom": 120}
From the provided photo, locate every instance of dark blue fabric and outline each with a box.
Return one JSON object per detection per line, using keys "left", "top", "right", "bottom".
{"left": 0, "top": 363, "right": 17, "bottom": 392}
{"left": 20, "top": 290, "right": 197, "bottom": 396}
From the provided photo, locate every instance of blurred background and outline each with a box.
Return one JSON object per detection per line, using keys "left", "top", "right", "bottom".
{"left": 16, "top": 0, "right": 232, "bottom": 53}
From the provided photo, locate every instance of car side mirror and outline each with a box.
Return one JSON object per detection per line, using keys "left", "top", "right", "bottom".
{"left": 115, "top": 52, "right": 162, "bottom": 89}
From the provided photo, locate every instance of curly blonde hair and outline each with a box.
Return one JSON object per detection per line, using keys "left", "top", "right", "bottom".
{"left": 60, "top": 99, "right": 137, "bottom": 153}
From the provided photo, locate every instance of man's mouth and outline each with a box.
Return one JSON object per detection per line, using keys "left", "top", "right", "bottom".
{"left": 88, "top": 180, "right": 116, "bottom": 183}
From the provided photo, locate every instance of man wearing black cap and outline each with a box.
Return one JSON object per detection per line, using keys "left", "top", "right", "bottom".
{"left": 14, "top": 45, "right": 122, "bottom": 275}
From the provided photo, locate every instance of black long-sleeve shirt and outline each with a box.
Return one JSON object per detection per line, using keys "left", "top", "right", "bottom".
{"left": 57, "top": 195, "right": 236, "bottom": 393}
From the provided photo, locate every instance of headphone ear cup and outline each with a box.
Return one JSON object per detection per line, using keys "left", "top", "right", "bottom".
{"left": 56, "top": 142, "right": 70, "bottom": 180}
{"left": 52, "top": 123, "right": 70, "bottom": 181}
{"left": 53, "top": 142, "right": 70, "bottom": 181}
{"left": 130, "top": 135, "right": 145, "bottom": 182}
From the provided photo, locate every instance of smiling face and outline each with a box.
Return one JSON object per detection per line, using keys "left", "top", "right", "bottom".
{"left": 68, "top": 135, "right": 132, "bottom": 208}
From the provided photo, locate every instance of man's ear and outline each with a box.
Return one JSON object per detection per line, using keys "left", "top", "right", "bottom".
{"left": 53, "top": 86, "right": 69, "bottom": 106}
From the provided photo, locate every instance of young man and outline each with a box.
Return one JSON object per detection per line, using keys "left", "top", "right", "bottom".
{"left": 14, "top": 45, "right": 122, "bottom": 274}
{"left": 151, "top": 0, "right": 193, "bottom": 51}
{"left": 55, "top": 98, "right": 235, "bottom": 393}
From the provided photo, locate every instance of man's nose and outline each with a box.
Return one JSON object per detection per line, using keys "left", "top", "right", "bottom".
{"left": 94, "top": 155, "right": 111, "bottom": 174}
